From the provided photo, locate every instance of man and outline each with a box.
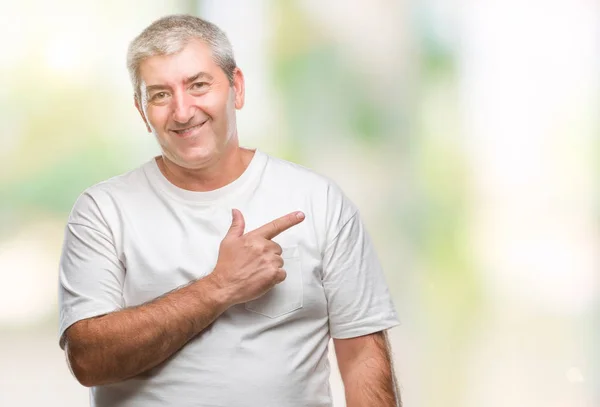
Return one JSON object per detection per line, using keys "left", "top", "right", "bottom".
{"left": 58, "top": 14, "right": 401, "bottom": 407}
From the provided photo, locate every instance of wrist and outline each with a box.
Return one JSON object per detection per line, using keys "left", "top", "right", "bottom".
{"left": 202, "top": 269, "right": 235, "bottom": 311}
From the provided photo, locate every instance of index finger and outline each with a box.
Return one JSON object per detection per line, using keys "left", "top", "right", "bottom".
{"left": 247, "top": 211, "right": 305, "bottom": 240}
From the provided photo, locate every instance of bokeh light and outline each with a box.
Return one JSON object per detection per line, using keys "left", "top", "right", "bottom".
{"left": 0, "top": 1, "right": 598, "bottom": 406}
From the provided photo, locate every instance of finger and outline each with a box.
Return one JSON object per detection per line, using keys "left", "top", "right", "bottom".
{"left": 266, "top": 241, "right": 283, "bottom": 256}
{"left": 272, "top": 254, "right": 284, "bottom": 269}
{"left": 275, "top": 268, "right": 287, "bottom": 284}
{"left": 226, "top": 209, "right": 245, "bottom": 238}
{"left": 249, "top": 211, "right": 305, "bottom": 240}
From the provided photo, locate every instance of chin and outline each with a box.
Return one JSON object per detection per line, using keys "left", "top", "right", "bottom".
{"left": 170, "top": 147, "right": 220, "bottom": 169}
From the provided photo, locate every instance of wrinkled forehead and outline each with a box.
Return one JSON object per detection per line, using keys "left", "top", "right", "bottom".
{"left": 138, "top": 39, "right": 221, "bottom": 88}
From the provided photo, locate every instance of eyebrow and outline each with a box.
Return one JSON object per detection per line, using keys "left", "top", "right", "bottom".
{"left": 145, "top": 72, "right": 215, "bottom": 94}
{"left": 185, "top": 71, "right": 214, "bottom": 84}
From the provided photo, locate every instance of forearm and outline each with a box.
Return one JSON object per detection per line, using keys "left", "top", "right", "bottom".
{"left": 342, "top": 355, "right": 400, "bottom": 407}
{"left": 65, "top": 274, "right": 229, "bottom": 387}
{"left": 337, "top": 332, "right": 401, "bottom": 407}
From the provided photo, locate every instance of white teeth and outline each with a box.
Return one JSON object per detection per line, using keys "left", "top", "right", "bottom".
{"left": 174, "top": 123, "right": 201, "bottom": 134}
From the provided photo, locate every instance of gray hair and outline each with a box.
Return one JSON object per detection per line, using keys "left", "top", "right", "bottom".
{"left": 127, "top": 14, "right": 237, "bottom": 102}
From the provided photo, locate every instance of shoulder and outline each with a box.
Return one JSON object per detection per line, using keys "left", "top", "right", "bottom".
{"left": 261, "top": 151, "right": 358, "bottom": 228}
{"left": 68, "top": 162, "right": 151, "bottom": 225}
{"left": 262, "top": 152, "right": 345, "bottom": 197}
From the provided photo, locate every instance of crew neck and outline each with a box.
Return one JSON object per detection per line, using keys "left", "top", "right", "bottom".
{"left": 143, "top": 149, "right": 268, "bottom": 204}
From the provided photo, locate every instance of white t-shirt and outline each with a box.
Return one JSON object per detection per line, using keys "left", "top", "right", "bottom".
{"left": 58, "top": 149, "right": 399, "bottom": 407}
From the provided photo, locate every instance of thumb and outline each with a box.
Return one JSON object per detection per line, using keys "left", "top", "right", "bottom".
{"left": 227, "top": 208, "right": 245, "bottom": 237}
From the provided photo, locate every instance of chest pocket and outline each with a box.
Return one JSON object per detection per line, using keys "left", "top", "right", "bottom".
{"left": 245, "top": 246, "right": 303, "bottom": 318}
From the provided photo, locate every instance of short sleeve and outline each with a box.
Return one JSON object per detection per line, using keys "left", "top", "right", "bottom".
{"left": 323, "top": 210, "right": 400, "bottom": 339}
{"left": 58, "top": 191, "right": 125, "bottom": 349}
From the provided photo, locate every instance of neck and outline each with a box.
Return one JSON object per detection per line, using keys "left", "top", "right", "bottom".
{"left": 156, "top": 141, "right": 254, "bottom": 192}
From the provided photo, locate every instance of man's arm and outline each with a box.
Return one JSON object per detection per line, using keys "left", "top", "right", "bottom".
{"left": 62, "top": 209, "right": 304, "bottom": 387}
{"left": 63, "top": 274, "right": 227, "bottom": 387}
{"left": 334, "top": 330, "right": 401, "bottom": 407}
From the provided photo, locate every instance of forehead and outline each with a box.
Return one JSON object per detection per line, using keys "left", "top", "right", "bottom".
{"left": 138, "top": 39, "right": 221, "bottom": 86}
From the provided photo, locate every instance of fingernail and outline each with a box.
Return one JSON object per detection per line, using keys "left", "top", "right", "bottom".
{"left": 296, "top": 212, "right": 305, "bottom": 220}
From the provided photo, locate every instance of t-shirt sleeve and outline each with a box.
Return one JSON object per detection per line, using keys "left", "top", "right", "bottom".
{"left": 323, "top": 207, "right": 400, "bottom": 339}
{"left": 58, "top": 190, "right": 125, "bottom": 349}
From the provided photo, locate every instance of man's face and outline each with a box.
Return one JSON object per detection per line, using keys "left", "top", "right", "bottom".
{"left": 136, "top": 39, "right": 244, "bottom": 169}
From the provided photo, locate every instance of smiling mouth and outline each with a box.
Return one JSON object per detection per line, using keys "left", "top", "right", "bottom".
{"left": 171, "top": 120, "right": 207, "bottom": 136}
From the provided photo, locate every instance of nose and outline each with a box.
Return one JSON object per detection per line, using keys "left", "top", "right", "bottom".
{"left": 171, "top": 90, "right": 195, "bottom": 124}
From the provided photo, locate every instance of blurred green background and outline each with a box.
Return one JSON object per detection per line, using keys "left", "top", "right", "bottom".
{"left": 0, "top": 1, "right": 598, "bottom": 406}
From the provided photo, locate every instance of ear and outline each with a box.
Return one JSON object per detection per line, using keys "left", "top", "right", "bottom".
{"left": 232, "top": 67, "right": 245, "bottom": 110}
{"left": 134, "top": 96, "right": 152, "bottom": 133}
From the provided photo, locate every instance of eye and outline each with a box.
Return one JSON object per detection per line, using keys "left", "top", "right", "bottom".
{"left": 148, "top": 91, "right": 169, "bottom": 103}
{"left": 192, "top": 82, "right": 207, "bottom": 90}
